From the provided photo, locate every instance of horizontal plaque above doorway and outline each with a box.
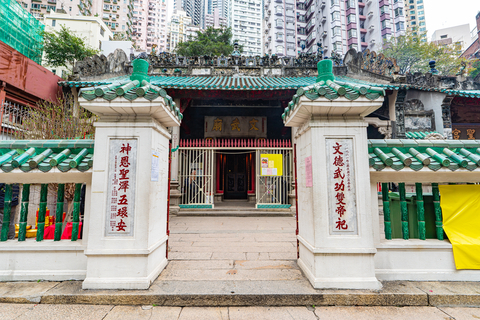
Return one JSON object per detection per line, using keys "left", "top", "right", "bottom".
{"left": 205, "top": 116, "right": 267, "bottom": 138}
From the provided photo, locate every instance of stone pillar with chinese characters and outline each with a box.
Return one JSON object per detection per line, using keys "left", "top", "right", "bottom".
{"left": 79, "top": 59, "right": 182, "bottom": 289}
{"left": 283, "top": 60, "right": 384, "bottom": 289}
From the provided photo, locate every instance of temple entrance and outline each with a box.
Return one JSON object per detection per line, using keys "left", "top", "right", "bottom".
{"left": 224, "top": 153, "right": 248, "bottom": 200}
{"left": 177, "top": 139, "right": 293, "bottom": 209}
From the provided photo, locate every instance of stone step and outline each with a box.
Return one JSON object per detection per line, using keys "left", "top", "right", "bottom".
{"left": 176, "top": 208, "right": 294, "bottom": 216}
{"left": 3, "top": 280, "right": 480, "bottom": 307}
{"left": 176, "top": 211, "right": 294, "bottom": 217}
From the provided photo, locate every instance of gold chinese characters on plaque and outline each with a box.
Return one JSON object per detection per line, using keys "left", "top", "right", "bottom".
{"left": 451, "top": 124, "right": 479, "bottom": 140}
{"left": 204, "top": 116, "right": 267, "bottom": 138}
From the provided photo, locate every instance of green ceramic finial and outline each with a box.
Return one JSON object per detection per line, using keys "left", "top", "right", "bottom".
{"left": 316, "top": 59, "right": 335, "bottom": 83}
{"left": 130, "top": 59, "right": 150, "bottom": 83}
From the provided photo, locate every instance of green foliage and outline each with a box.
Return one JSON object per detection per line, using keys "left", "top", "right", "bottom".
{"left": 470, "top": 60, "right": 480, "bottom": 78}
{"left": 42, "top": 25, "right": 99, "bottom": 71}
{"left": 175, "top": 27, "right": 239, "bottom": 56}
{"left": 15, "top": 94, "right": 96, "bottom": 140}
{"left": 381, "top": 30, "right": 467, "bottom": 75}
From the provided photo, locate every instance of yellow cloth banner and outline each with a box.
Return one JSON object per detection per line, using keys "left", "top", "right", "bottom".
{"left": 439, "top": 185, "right": 480, "bottom": 269}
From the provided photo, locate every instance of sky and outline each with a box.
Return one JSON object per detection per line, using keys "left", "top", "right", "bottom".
{"left": 424, "top": 0, "right": 480, "bottom": 39}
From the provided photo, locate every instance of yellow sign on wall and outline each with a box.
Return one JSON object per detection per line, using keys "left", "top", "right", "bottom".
{"left": 440, "top": 185, "right": 480, "bottom": 269}
{"left": 260, "top": 154, "right": 283, "bottom": 176}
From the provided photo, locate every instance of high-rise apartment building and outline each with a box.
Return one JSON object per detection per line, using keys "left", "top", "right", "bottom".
{"left": 168, "top": 9, "right": 193, "bottom": 52}
{"left": 174, "top": 0, "right": 205, "bottom": 27}
{"left": 205, "top": 7, "right": 227, "bottom": 28}
{"left": 263, "top": 0, "right": 297, "bottom": 56}
{"left": 404, "top": 0, "right": 426, "bottom": 36}
{"left": 132, "top": 0, "right": 168, "bottom": 52}
{"left": 274, "top": 0, "right": 407, "bottom": 58}
{"left": 227, "top": 0, "right": 263, "bottom": 56}
{"left": 212, "top": 0, "right": 227, "bottom": 18}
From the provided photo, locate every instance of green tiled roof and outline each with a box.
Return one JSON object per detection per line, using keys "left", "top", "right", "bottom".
{"left": 63, "top": 75, "right": 318, "bottom": 90}
{"left": 368, "top": 139, "right": 480, "bottom": 172}
{"left": 78, "top": 79, "right": 182, "bottom": 121}
{"left": 59, "top": 75, "right": 480, "bottom": 98}
{"left": 0, "top": 140, "right": 94, "bottom": 173}
{"left": 282, "top": 60, "right": 386, "bottom": 120}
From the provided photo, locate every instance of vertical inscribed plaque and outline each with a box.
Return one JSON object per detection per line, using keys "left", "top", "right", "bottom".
{"left": 105, "top": 139, "right": 137, "bottom": 237}
{"left": 326, "top": 138, "right": 358, "bottom": 235}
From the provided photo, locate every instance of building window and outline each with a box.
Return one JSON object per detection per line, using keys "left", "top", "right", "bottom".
{"left": 348, "top": 29, "right": 357, "bottom": 38}
{"left": 395, "top": 21, "right": 404, "bottom": 31}
{"left": 331, "top": 0, "right": 339, "bottom": 5}
{"left": 331, "top": 11, "right": 340, "bottom": 21}
{"left": 332, "top": 26, "right": 341, "bottom": 35}
{"left": 276, "top": 45, "right": 283, "bottom": 53}
{"left": 394, "top": 8, "right": 403, "bottom": 17}
{"left": 276, "top": 32, "right": 283, "bottom": 39}
{"left": 52, "top": 19, "right": 56, "bottom": 26}
{"left": 100, "top": 27, "right": 105, "bottom": 36}
{"left": 347, "top": 14, "right": 356, "bottom": 24}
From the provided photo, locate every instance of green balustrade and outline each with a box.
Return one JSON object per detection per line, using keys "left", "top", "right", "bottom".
{"left": 50, "top": 149, "right": 71, "bottom": 167}
{"left": 71, "top": 184, "right": 82, "bottom": 241}
{"left": 0, "top": 185, "right": 13, "bottom": 241}
{"left": 415, "top": 183, "right": 426, "bottom": 240}
{"left": 432, "top": 183, "right": 444, "bottom": 240}
{"left": 12, "top": 148, "right": 36, "bottom": 168}
{"left": 36, "top": 184, "right": 48, "bottom": 241}
{"left": 29, "top": 149, "right": 53, "bottom": 168}
{"left": 54, "top": 184, "right": 65, "bottom": 241}
{"left": 398, "top": 183, "right": 409, "bottom": 240}
{"left": 69, "top": 149, "right": 89, "bottom": 168}
{"left": 17, "top": 184, "right": 30, "bottom": 241}
{"left": 381, "top": 183, "right": 392, "bottom": 240}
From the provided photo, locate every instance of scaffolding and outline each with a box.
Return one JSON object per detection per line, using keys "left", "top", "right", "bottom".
{"left": 0, "top": 0, "right": 44, "bottom": 64}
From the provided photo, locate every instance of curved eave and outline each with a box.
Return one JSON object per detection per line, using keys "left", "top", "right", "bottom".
{"left": 79, "top": 96, "right": 181, "bottom": 127}
{"left": 284, "top": 95, "right": 385, "bottom": 127}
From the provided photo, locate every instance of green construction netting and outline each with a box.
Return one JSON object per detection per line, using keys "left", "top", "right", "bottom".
{"left": 0, "top": 0, "right": 44, "bottom": 64}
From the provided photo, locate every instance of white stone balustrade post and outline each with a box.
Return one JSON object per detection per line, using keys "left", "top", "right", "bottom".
{"left": 79, "top": 59, "right": 181, "bottom": 289}
{"left": 284, "top": 60, "right": 384, "bottom": 289}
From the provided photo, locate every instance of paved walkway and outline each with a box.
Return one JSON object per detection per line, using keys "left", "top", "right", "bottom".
{"left": 1, "top": 304, "right": 480, "bottom": 320}
{"left": 162, "top": 216, "right": 299, "bottom": 281}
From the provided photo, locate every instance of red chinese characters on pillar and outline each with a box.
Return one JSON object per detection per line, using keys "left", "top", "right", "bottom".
{"left": 106, "top": 143, "right": 133, "bottom": 233}
{"left": 332, "top": 142, "right": 348, "bottom": 231}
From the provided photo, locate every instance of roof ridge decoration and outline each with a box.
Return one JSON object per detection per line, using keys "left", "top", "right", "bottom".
{"left": 282, "top": 61, "right": 386, "bottom": 120}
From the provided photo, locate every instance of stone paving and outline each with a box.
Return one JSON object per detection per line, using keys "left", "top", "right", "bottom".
{"left": 162, "top": 216, "right": 299, "bottom": 281}
{"left": 2, "top": 304, "right": 480, "bottom": 319}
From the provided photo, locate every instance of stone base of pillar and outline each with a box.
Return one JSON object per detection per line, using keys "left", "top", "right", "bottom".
{"left": 297, "top": 239, "right": 381, "bottom": 290}
{"left": 248, "top": 193, "right": 256, "bottom": 203}
{"left": 82, "top": 240, "right": 168, "bottom": 290}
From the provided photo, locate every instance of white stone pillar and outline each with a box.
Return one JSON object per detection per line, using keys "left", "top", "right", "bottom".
{"left": 284, "top": 60, "right": 384, "bottom": 290}
{"left": 81, "top": 118, "right": 172, "bottom": 289}
{"left": 79, "top": 59, "right": 181, "bottom": 289}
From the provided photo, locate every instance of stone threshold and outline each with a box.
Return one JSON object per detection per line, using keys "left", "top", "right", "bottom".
{"left": 1, "top": 280, "right": 480, "bottom": 307}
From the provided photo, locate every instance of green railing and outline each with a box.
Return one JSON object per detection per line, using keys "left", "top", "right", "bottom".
{"left": 381, "top": 182, "right": 444, "bottom": 241}
{"left": 1, "top": 183, "right": 83, "bottom": 242}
